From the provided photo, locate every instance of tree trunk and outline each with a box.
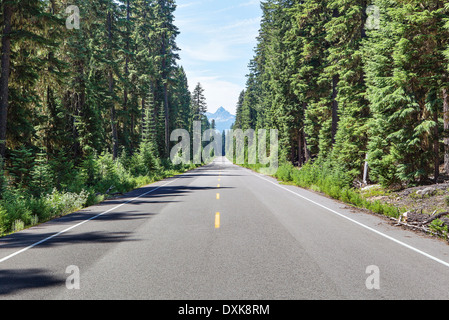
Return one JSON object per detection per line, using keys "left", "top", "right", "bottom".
{"left": 123, "top": 0, "right": 130, "bottom": 149}
{"left": 159, "top": 7, "right": 170, "bottom": 158}
{"left": 73, "top": 59, "right": 84, "bottom": 158}
{"left": 443, "top": 88, "right": 449, "bottom": 175}
{"left": 331, "top": 75, "right": 339, "bottom": 144}
{"left": 330, "top": 7, "right": 340, "bottom": 146}
{"left": 434, "top": 107, "right": 440, "bottom": 183}
{"left": 0, "top": 3, "right": 12, "bottom": 159}
{"left": 303, "top": 131, "right": 311, "bottom": 164}
{"left": 298, "top": 129, "right": 303, "bottom": 167}
{"left": 161, "top": 38, "right": 169, "bottom": 157}
{"left": 164, "top": 82, "right": 169, "bottom": 157}
{"left": 108, "top": 11, "right": 118, "bottom": 159}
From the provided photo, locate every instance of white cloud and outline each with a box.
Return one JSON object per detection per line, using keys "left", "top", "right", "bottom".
{"left": 182, "top": 40, "right": 236, "bottom": 62}
{"left": 210, "top": 0, "right": 260, "bottom": 14}
{"left": 177, "top": 1, "right": 202, "bottom": 9}
{"left": 188, "top": 75, "right": 242, "bottom": 115}
{"left": 174, "top": 0, "right": 262, "bottom": 115}
{"left": 179, "top": 17, "right": 260, "bottom": 63}
{"left": 215, "top": 17, "right": 261, "bottom": 32}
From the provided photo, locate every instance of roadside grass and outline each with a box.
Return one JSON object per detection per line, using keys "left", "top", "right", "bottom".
{"left": 0, "top": 158, "right": 200, "bottom": 237}
{"left": 240, "top": 161, "right": 404, "bottom": 220}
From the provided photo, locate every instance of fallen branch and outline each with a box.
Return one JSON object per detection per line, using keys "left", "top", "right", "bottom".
{"left": 105, "top": 185, "right": 115, "bottom": 194}
{"left": 396, "top": 211, "right": 410, "bottom": 225}
{"left": 419, "top": 212, "right": 449, "bottom": 227}
{"left": 95, "top": 185, "right": 115, "bottom": 197}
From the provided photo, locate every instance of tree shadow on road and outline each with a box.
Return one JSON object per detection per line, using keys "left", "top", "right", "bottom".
{"left": 0, "top": 230, "right": 138, "bottom": 250}
{"left": 0, "top": 268, "right": 64, "bottom": 296}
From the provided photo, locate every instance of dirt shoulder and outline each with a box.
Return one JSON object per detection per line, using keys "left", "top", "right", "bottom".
{"left": 362, "top": 183, "right": 449, "bottom": 239}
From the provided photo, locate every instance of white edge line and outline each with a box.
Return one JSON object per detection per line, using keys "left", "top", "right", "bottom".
{"left": 251, "top": 171, "right": 449, "bottom": 269}
{"left": 0, "top": 177, "right": 180, "bottom": 264}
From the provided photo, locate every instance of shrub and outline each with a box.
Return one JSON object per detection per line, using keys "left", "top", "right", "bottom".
{"left": 12, "top": 219, "right": 25, "bottom": 232}
{"left": 0, "top": 205, "right": 7, "bottom": 234}
{"left": 0, "top": 148, "right": 200, "bottom": 236}
{"left": 26, "top": 196, "right": 53, "bottom": 222}
{"left": 45, "top": 188, "right": 89, "bottom": 217}
{"left": 2, "top": 192, "right": 32, "bottom": 228}
{"left": 128, "top": 142, "right": 160, "bottom": 177}
{"left": 31, "top": 151, "right": 54, "bottom": 196}
{"left": 246, "top": 157, "right": 402, "bottom": 220}
{"left": 429, "top": 219, "right": 448, "bottom": 239}
{"left": 275, "top": 163, "right": 295, "bottom": 182}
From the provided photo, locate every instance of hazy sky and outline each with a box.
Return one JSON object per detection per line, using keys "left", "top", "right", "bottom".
{"left": 174, "top": 0, "right": 262, "bottom": 115}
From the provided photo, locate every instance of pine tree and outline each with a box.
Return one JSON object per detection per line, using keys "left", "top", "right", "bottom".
{"left": 325, "top": 0, "right": 370, "bottom": 178}
{"left": 152, "top": 0, "right": 179, "bottom": 157}
{"left": 170, "top": 66, "right": 191, "bottom": 132}
{"left": 0, "top": 0, "right": 13, "bottom": 158}
{"left": 287, "top": 0, "right": 332, "bottom": 162}
{"left": 191, "top": 83, "right": 207, "bottom": 121}
{"left": 365, "top": 0, "right": 449, "bottom": 186}
{"left": 31, "top": 149, "right": 54, "bottom": 195}
{"left": 233, "top": 90, "right": 245, "bottom": 129}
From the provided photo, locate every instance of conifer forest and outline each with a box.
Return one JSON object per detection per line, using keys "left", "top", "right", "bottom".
{"left": 1, "top": 1, "right": 449, "bottom": 235}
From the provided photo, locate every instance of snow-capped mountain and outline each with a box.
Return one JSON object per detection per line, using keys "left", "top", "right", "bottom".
{"left": 205, "top": 107, "right": 235, "bottom": 133}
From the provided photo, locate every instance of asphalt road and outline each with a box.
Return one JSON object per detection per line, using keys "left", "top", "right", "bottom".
{"left": 1, "top": 156, "right": 449, "bottom": 300}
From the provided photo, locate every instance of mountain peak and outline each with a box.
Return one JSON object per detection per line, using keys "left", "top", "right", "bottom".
{"left": 215, "top": 106, "right": 230, "bottom": 115}
{"left": 205, "top": 107, "right": 235, "bottom": 132}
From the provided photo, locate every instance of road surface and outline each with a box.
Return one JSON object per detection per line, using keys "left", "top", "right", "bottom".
{"left": 1, "top": 157, "right": 449, "bottom": 300}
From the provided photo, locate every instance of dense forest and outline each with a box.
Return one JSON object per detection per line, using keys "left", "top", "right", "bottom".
{"left": 234, "top": 0, "right": 449, "bottom": 189}
{"left": 0, "top": 0, "right": 210, "bottom": 234}
{"left": 3, "top": 0, "right": 449, "bottom": 234}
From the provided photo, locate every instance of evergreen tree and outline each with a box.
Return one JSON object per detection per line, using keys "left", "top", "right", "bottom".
{"left": 325, "top": 0, "right": 370, "bottom": 178}
{"left": 0, "top": 0, "right": 13, "bottom": 158}
{"left": 288, "top": 0, "right": 332, "bottom": 159}
{"left": 152, "top": 0, "right": 179, "bottom": 156}
{"left": 365, "top": 0, "right": 449, "bottom": 186}
{"left": 191, "top": 83, "right": 207, "bottom": 121}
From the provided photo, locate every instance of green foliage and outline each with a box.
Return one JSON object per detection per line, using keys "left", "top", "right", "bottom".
{"left": 238, "top": 0, "right": 449, "bottom": 187}
{"left": 0, "top": 149, "right": 198, "bottom": 236}
{"left": 429, "top": 219, "right": 448, "bottom": 239}
{"left": 8, "top": 146, "right": 34, "bottom": 189}
{"left": 0, "top": 205, "right": 8, "bottom": 235}
{"left": 256, "top": 158, "right": 402, "bottom": 219}
{"left": 31, "top": 151, "right": 54, "bottom": 195}
{"left": 0, "top": 0, "right": 199, "bottom": 236}
{"left": 45, "top": 189, "right": 89, "bottom": 217}
{"left": 363, "top": 0, "right": 449, "bottom": 186}
{"left": 128, "top": 141, "right": 160, "bottom": 177}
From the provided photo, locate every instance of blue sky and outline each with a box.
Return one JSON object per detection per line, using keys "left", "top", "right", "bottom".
{"left": 174, "top": 0, "right": 262, "bottom": 115}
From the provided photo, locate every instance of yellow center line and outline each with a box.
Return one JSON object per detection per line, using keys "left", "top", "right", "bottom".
{"left": 215, "top": 212, "right": 220, "bottom": 229}
{"left": 217, "top": 184, "right": 220, "bottom": 188}
{"left": 216, "top": 193, "right": 220, "bottom": 200}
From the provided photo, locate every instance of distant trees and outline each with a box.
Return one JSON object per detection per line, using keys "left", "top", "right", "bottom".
{"left": 235, "top": 0, "right": 449, "bottom": 187}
